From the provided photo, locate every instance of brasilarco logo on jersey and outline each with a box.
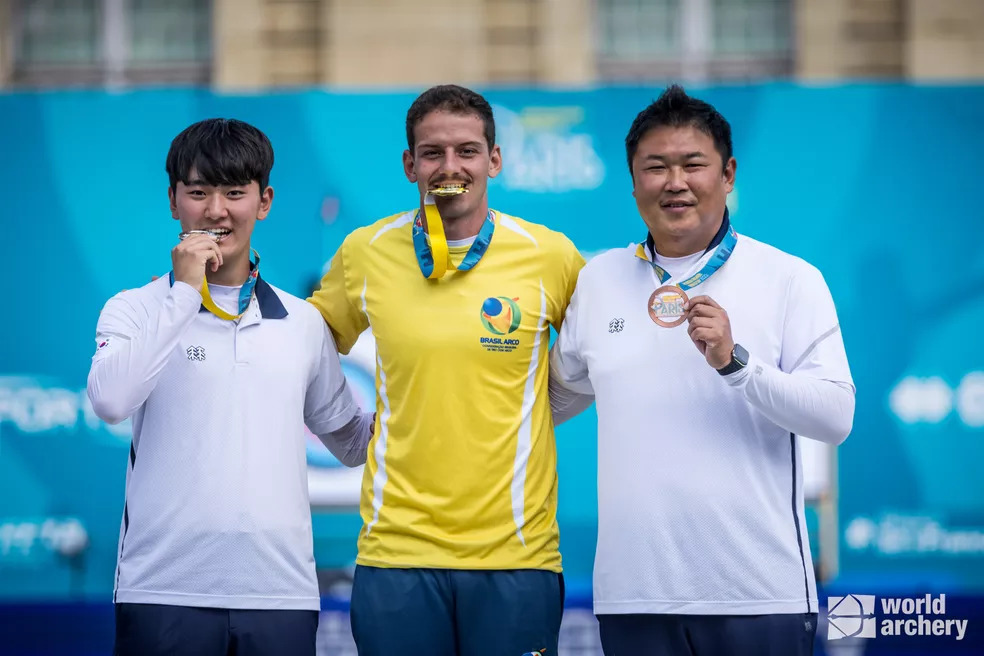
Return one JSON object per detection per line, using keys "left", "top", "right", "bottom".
{"left": 479, "top": 296, "right": 522, "bottom": 353}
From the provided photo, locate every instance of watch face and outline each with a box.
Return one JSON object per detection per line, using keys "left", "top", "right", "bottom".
{"left": 734, "top": 344, "right": 749, "bottom": 366}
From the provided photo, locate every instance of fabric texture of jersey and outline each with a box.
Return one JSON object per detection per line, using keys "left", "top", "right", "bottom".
{"left": 308, "top": 210, "right": 584, "bottom": 572}
{"left": 552, "top": 233, "right": 853, "bottom": 616}
{"left": 88, "top": 276, "right": 359, "bottom": 610}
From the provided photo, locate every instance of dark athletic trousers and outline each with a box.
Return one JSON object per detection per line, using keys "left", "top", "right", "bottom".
{"left": 114, "top": 602, "right": 318, "bottom": 656}
{"left": 350, "top": 565, "right": 565, "bottom": 656}
{"left": 598, "top": 612, "right": 818, "bottom": 656}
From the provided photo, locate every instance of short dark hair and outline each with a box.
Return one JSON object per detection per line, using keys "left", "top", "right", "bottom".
{"left": 625, "top": 84, "right": 733, "bottom": 175}
{"left": 166, "top": 118, "right": 275, "bottom": 191}
{"left": 405, "top": 84, "right": 496, "bottom": 151}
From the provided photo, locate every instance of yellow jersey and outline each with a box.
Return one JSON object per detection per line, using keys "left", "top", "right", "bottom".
{"left": 309, "top": 209, "right": 584, "bottom": 572}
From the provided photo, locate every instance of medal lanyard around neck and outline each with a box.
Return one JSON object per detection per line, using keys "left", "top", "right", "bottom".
{"left": 412, "top": 195, "right": 495, "bottom": 279}
{"left": 647, "top": 224, "right": 738, "bottom": 292}
{"left": 169, "top": 249, "right": 260, "bottom": 320}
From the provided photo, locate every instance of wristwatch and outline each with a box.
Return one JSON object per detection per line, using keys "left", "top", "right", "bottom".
{"left": 717, "top": 343, "right": 749, "bottom": 376}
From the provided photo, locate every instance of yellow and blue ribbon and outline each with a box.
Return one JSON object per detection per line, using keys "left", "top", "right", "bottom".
{"left": 635, "top": 210, "right": 737, "bottom": 291}
{"left": 169, "top": 250, "right": 260, "bottom": 320}
{"left": 412, "top": 196, "right": 495, "bottom": 279}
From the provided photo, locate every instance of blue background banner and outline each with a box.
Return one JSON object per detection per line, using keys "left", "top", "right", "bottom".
{"left": 2, "top": 85, "right": 983, "bottom": 625}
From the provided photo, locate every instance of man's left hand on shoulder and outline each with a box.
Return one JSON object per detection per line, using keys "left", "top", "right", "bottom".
{"left": 684, "top": 295, "right": 735, "bottom": 370}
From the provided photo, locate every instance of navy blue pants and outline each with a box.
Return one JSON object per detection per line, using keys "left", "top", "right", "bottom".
{"left": 598, "top": 612, "right": 818, "bottom": 656}
{"left": 113, "top": 603, "right": 318, "bottom": 656}
{"left": 350, "top": 565, "right": 564, "bottom": 656}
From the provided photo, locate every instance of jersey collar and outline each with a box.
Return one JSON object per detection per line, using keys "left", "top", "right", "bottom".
{"left": 252, "top": 277, "right": 288, "bottom": 319}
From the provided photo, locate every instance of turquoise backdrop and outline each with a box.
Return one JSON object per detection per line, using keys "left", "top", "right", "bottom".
{"left": 1, "top": 84, "right": 983, "bottom": 603}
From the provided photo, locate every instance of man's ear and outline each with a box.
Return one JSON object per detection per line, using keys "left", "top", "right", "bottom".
{"left": 488, "top": 144, "right": 503, "bottom": 179}
{"left": 256, "top": 185, "right": 274, "bottom": 221}
{"left": 723, "top": 157, "right": 737, "bottom": 193}
{"left": 169, "top": 187, "right": 178, "bottom": 218}
{"left": 403, "top": 149, "right": 417, "bottom": 183}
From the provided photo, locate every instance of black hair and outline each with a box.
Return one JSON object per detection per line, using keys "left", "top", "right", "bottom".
{"left": 625, "top": 84, "right": 733, "bottom": 174}
{"left": 405, "top": 84, "right": 496, "bottom": 151}
{"left": 166, "top": 118, "right": 274, "bottom": 191}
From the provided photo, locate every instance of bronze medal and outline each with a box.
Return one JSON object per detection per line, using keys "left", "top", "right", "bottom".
{"left": 648, "top": 285, "right": 688, "bottom": 327}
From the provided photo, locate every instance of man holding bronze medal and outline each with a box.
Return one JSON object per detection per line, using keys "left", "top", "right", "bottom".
{"left": 549, "top": 86, "right": 855, "bottom": 655}
{"left": 308, "top": 85, "right": 584, "bottom": 655}
{"left": 87, "top": 119, "right": 373, "bottom": 655}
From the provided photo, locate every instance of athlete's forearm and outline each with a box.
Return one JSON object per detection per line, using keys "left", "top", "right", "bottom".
{"left": 549, "top": 375, "right": 595, "bottom": 426}
{"left": 86, "top": 283, "right": 202, "bottom": 424}
{"left": 315, "top": 410, "right": 373, "bottom": 467}
{"left": 723, "top": 354, "right": 855, "bottom": 445}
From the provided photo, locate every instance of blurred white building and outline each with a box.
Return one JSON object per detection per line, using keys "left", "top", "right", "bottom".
{"left": 0, "top": 0, "right": 981, "bottom": 90}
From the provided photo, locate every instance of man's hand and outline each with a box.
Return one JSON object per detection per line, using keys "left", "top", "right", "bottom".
{"left": 171, "top": 234, "right": 222, "bottom": 289}
{"left": 684, "top": 295, "right": 735, "bottom": 370}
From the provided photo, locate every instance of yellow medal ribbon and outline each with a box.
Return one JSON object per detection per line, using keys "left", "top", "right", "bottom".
{"left": 413, "top": 193, "right": 496, "bottom": 280}
{"left": 198, "top": 249, "right": 261, "bottom": 320}
{"left": 422, "top": 195, "right": 451, "bottom": 280}
{"left": 199, "top": 281, "right": 247, "bottom": 320}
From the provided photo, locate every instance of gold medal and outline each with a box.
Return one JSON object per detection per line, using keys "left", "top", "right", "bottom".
{"left": 648, "top": 285, "right": 688, "bottom": 327}
{"left": 428, "top": 182, "right": 468, "bottom": 197}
